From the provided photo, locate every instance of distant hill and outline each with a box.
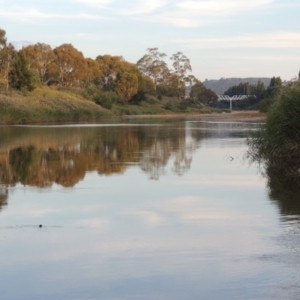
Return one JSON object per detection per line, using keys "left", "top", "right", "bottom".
{"left": 202, "top": 78, "right": 271, "bottom": 95}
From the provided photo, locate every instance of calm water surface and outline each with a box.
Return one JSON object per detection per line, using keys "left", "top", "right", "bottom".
{"left": 0, "top": 118, "right": 299, "bottom": 300}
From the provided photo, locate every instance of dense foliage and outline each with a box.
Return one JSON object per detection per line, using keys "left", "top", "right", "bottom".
{"left": 248, "top": 82, "right": 300, "bottom": 161}
{"left": 0, "top": 27, "right": 219, "bottom": 113}
{"left": 248, "top": 82, "right": 300, "bottom": 213}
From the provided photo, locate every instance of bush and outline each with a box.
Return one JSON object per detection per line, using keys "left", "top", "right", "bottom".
{"left": 258, "top": 98, "right": 275, "bottom": 113}
{"left": 93, "top": 91, "right": 120, "bottom": 109}
{"left": 248, "top": 82, "right": 300, "bottom": 161}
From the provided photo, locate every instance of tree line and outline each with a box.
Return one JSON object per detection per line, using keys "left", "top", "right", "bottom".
{"left": 221, "top": 77, "right": 284, "bottom": 111}
{"left": 0, "top": 28, "right": 217, "bottom": 107}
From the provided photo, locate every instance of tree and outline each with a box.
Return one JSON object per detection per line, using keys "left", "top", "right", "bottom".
{"left": 0, "top": 43, "right": 15, "bottom": 91}
{"left": 137, "top": 47, "right": 169, "bottom": 90}
{"left": 191, "top": 82, "right": 218, "bottom": 105}
{"left": 0, "top": 28, "right": 13, "bottom": 91}
{"left": 96, "top": 55, "right": 124, "bottom": 90}
{"left": 266, "top": 76, "right": 282, "bottom": 98}
{"left": 9, "top": 50, "right": 36, "bottom": 91}
{"left": 114, "top": 69, "right": 138, "bottom": 102}
{"left": 256, "top": 80, "right": 265, "bottom": 98}
{"left": 170, "top": 52, "right": 192, "bottom": 99}
{"left": 23, "top": 43, "right": 56, "bottom": 84}
{"left": 53, "top": 44, "right": 87, "bottom": 86}
{"left": 0, "top": 28, "right": 6, "bottom": 49}
{"left": 84, "top": 57, "right": 101, "bottom": 87}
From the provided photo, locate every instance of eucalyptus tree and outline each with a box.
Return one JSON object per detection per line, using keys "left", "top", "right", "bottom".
{"left": 170, "top": 51, "right": 193, "bottom": 99}
{"left": 114, "top": 69, "right": 139, "bottom": 102}
{"left": 53, "top": 44, "right": 87, "bottom": 86}
{"left": 96, "top": 55, "right": 124, "bottom": 90}
{"left": 0, "top": 29, "right": 16, "bottom": 91}
{"left": 23, "top": 43, "right": 56, "bottom": 84}
{"left": 0, "top": 28, "right": 6, "bottom": 49}
{"left": 137, "top": 47, "right": 169, "bottom": 90}
{"left": 84, "top": 57, "right": 101, "bottom": 87}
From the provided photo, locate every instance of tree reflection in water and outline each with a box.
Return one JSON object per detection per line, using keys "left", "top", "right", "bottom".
{"left": 265, "top": 158, "right": 300, "bottom": 217}
{"left": 0, "top": 123, "right": 203, "bottom": 201}
{"left": 0, "top": 185, "right": 8, "bottom": 212}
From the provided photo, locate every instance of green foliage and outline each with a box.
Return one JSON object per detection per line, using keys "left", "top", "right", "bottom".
{"left": 224, "top": 81, "right": 266, "bottom": 98}
{"left": 156, "top": 83, "right": 181, "bottom": 97}
{"left": 137, "top": 47, "right": 168, "bottom": 89}
{"left": 248, "top": 82, "right": 300, "bottom": 162}
{"left": 82, "top": 84, "right": 120, "bottom": 109}
{"left": 203, "top": 78, "right": 271, "bottom": 95}
{"left": 265, "top": 76, "right": 282, "bottom": 98}
{"left": 9, "top": 50, "right": 36, "bottom": 91}
{"left": 258, "top": 98, "right": 275, "bottom": 113}
{"left": 190, "top": 82, "right": 218, "bottom": 105}
{"left": 0, "top": 28, "right": 6, "bottom": 48}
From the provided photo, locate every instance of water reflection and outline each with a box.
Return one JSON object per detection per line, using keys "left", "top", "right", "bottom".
{"left": 0, "top": 185, "right": 8, "bottom": 212}
{"left": 0, "top": 123, "right": 203, "bottom": 198}
{"left": 263, "top": 158, "right": 300, "bottom": 217}
{"left": 1, "top": 120, "right": 299, "bottom": 300}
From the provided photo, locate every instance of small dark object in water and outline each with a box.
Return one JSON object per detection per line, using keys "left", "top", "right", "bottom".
{"left": 39, "top": 224, "right": 42, "bottom": 228}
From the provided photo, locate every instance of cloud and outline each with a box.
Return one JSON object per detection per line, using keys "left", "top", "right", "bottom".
{"left": 0, "top": 8, "right": 107, "bottom": 22}
{"left": 77, "top": 0, "right": 112, "bottom": 4}
{"left": 0, "top": 0, "right": 276, "bottom": 28}
{"left": 177, "top": 0, "right": 273, "bottom": 15}
{"left": 118, "top": 0, "right": 167, "bottom": 15}
{"left": 175, "top": 32, "right": 300, "bottom": 49}
{"left": 147, "top": 0, "right": 274, "bottom": 27}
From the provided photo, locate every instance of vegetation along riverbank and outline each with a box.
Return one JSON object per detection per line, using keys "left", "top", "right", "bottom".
{"left": 0, "top": 27, "right": 289, "bottom": 124}
{"left": 248, "top": 80, "right": 300, "bottom": 205}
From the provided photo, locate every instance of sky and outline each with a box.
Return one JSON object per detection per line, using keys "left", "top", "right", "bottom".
{"left": 1, "top": 0, "right": 300, "bottom": 81}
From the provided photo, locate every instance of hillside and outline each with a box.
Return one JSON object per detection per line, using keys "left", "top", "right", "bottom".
{"left": 203, "top": 78, "right": 271, "bottom": 95}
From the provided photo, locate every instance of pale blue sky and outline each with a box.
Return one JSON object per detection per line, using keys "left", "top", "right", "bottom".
{"left": 1, "top": 0, "right": 299, "bottom": 81}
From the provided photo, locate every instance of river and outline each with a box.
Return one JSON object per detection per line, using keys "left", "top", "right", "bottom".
{"left": 0, "top": 118, "right": 299, "bottom": 300}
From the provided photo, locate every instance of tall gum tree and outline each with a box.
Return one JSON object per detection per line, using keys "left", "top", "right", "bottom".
{"left": 0, "top": 29, "right": 15, "bottom": 91}
{"left": 114, "top": 69, "right": 139, "bottom": 102}
{"left": 137, "top": 47, "right": 169, "bottom": 90}
{"left": 170, "top": 51, "right": 192, "bottom": 99}
{"left": 84, "top": 58, "right": 101, "bottom": 87}
{"left": 23, "top": 43, "right": 56, "bottom": 84}
{"left": 0, "top": 28, "right": 6, "bottom": 48}
{"left": 53, "top": 44, "right": 87, "bottom": 86}
{"left": 96, "top": 55, "right": 124, "bottom": 90}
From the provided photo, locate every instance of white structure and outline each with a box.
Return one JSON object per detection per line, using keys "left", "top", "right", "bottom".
{"left": 218, "top": 95, "right": 256, "bottom": 110}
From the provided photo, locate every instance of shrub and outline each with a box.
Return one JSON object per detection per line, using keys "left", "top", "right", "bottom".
{"left": 248, "top": 82, "right": 300, "bottom": 161}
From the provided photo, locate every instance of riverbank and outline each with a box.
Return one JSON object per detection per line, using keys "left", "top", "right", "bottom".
{"left": 121, "top": 111, "right": 266, "bottom": 122}
{"left": 0, "top": 91, "right": 113, "bottom": 124}
{"left": 0, "top": 87, "right": 265, "bottom": 124}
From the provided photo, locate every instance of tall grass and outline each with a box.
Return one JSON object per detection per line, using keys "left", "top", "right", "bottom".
{"left": 0, "top": 86, "right": 113, "bottom": 124}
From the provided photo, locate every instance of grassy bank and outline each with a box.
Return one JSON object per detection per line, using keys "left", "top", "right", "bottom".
{"left": 0, "top": 87, "right": 113, "bottom": 124}
{"left": 0, "top": 86, "right": 231, "bottom": 124}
